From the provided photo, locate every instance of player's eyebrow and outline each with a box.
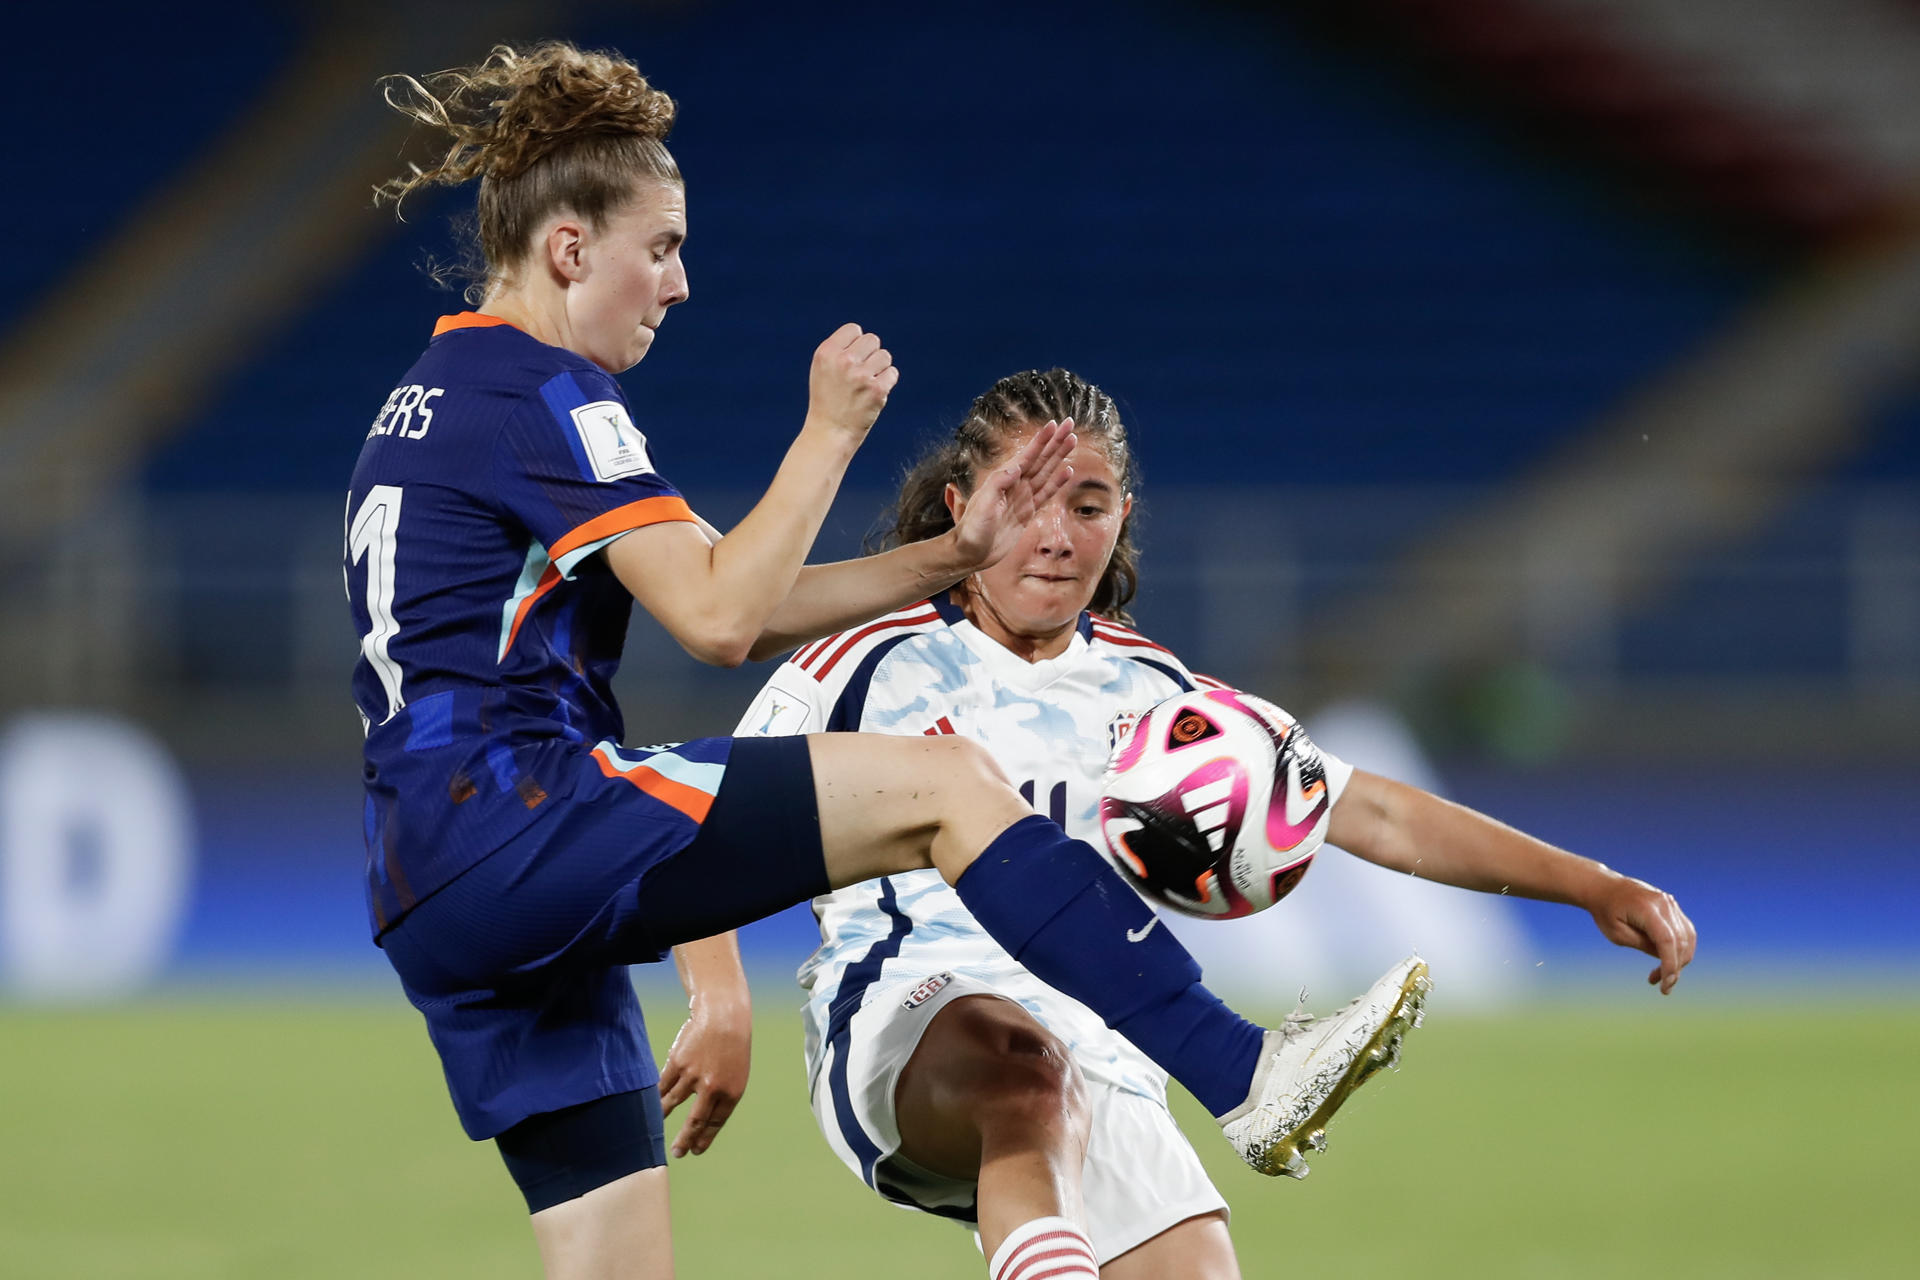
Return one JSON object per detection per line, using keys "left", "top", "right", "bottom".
{"left": 1071, "top": 476, "right": 1116, "bottom": 494}
{"left": 655, "top": 229, "right": 685, "bottom": 250}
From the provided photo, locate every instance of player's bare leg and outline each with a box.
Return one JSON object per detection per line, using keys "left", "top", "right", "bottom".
{"left": 894, "top": 995, "right": 1092, "bottom": 1261}
{"left": 808, "top": 733, "right": 1032, "bottom": 888}
{"left": 528, "top": 1167, "right": 674, "bottom": 1280}
{"left": 1099, "top": 1213, "right": 1239, "bottom": 1280}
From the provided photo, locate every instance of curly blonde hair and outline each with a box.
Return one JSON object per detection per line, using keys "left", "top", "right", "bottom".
{"left": 375, "top": 42, "right": 680, "bottom": 300}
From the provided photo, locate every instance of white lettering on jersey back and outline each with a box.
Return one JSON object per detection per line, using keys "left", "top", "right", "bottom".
{"left": 571, "top": 400, "right": 653, "bottom": 480}
{"left": 367, "top": 385, "right": 443, "bottom": 440}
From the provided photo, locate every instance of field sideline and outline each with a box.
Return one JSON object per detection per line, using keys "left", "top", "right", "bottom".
{"left": 2, "top": 997, "right": 1909, "bottom": 1279}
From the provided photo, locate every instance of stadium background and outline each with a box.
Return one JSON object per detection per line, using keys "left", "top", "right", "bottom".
{"left": 3, "top": 0, "right": 1914, "bottom": 1275}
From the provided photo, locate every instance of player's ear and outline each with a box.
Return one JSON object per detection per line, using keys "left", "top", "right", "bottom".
{"left": 544, "top": 219, "right": 589, "bottom": 284}
{"left": 1120, "top": 492, "right": 1134, "bottom": 524}
{"left": 944, "top": 481, "right": 966, "bottom": 523}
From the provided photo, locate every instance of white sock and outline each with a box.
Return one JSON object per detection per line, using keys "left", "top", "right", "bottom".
{"left": 988, "top": 1215, "right": 1099, "bottom": 1280}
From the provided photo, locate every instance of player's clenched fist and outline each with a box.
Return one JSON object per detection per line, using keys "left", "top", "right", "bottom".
{"left": 806, "top": 322, "right": 899, "bottom": 440}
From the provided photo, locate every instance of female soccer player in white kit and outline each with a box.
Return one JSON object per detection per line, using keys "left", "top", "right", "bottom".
{"left": 716, "top": 369, "right": 1699, "bottom": 1277}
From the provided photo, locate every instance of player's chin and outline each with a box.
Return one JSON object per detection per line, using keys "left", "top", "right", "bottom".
{"left": 1015, "top": 578, "right": 1086, "bottom": 623}
{"left": 592, "top": 332, "right": 655, "bottom": 375}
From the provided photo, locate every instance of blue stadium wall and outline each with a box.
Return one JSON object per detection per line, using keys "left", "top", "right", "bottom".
{"left": 142, "top": 0, "right": 1761, "bottom": 500}
{"left": 165, "top": 762, "right": 1919, "bottom": 990}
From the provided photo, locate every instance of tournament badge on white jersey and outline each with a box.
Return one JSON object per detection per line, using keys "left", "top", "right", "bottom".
{"left": 571, "top": 400, "right": 654, "bottom": 481}
{"left": 744, "top": 681, "right": 813, "bottom": 737}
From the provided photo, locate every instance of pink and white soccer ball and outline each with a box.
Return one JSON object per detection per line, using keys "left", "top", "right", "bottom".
{"left": 1097, "top": 688, "right": 1333, "bottom": 919}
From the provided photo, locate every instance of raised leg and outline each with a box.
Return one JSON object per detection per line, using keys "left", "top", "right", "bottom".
{"left": 803, "top": 733, "right": 1425, "bottom": 1179}
{"left": 805, "top": 732, "right": 1268, "bottom": 1122}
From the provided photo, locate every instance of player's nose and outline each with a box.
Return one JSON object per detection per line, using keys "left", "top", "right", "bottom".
{"left": 1032, "top": 506, "right": 1071, "bottom": 552}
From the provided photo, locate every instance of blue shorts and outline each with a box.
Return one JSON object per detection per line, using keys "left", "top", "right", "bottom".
{"left": 382, "top": 734, "right": 827, "bottom": 1139}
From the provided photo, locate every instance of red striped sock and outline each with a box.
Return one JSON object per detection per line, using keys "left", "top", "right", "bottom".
{"left": 988, "top": 1216, "right": 1099, "bottom": 1280}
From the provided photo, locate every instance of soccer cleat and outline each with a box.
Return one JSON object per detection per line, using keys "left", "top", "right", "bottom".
{"left": 1218, "top": 954, "right": 1431, "bottom": 1178}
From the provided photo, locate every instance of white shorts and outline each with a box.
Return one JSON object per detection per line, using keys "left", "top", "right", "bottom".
{"left": 809, "top": 972, "right": 1229, "bottom": 1264}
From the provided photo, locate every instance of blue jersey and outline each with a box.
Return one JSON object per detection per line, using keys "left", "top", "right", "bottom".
{"left": 345, "top": 313, "right": 704, "bottom": 935}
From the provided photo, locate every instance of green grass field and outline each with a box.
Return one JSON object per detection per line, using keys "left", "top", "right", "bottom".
{"left": 2, "top": 994, "right": 1911, "bottom": 1278}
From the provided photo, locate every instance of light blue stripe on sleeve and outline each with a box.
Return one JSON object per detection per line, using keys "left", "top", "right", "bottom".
{"left": 554, "top": 530, "right": 630, "bottom": 578}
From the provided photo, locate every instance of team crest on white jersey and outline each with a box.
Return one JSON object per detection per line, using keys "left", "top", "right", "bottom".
{"left": 1106, "top": 710, "right": 1144, "bottom": 757}
{"left": 571, "top": 400, "right": 654, "bottom": 481}
{"left": 902, "top": 971, "right": 953, "bottom": 1009}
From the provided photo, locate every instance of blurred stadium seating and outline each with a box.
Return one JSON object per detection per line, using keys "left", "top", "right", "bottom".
{"left": 1, "top": 0, "right": 1914, "bottom": 997}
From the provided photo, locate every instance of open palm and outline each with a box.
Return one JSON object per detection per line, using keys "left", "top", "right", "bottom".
{"left": 951, "top": 419, "right": 1078, "bottom": 569}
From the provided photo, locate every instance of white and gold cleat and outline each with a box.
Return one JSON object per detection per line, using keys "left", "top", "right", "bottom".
{"left": 1218, "top": 954, "right": 1430, "bottom": 1178}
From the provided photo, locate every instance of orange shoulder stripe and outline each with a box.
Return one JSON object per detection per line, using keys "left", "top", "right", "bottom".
{"left": 550, "top": 496, "right": 697, "bottom": 564}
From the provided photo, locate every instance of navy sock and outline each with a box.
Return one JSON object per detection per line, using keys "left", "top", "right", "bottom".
{"left": 954, "top": 814, "right": 1267, "bottom": 1117}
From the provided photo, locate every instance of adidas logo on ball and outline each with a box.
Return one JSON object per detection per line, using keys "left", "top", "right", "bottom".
{"left": 1097, "top": 688, "right": 1332, "bottom": 919}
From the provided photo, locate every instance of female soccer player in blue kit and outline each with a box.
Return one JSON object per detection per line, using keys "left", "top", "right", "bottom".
{"left": 348, "top": 42, "right": 1696, "bottom": 1280}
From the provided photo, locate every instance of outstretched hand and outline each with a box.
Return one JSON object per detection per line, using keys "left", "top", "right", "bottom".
{"left": 950, "top": 419, "right": 1078, "bottom": 570}
{"left": 1588, "top": 874, "right": 1697, "bottom": 994}
{"left": 658, "top": 995, "right": 752, "bottom": 1157}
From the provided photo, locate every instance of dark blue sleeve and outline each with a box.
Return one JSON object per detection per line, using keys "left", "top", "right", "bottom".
{"left": 494, "top": 367, "right": 696, "bottom": 574}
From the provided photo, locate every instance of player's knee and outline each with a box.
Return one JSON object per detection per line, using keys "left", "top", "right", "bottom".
{"left": 925, "top": 737, "right": 1020, "bottom": 840}
{"left": 967, "top": 1017, "right": 1088, "bottom": 1144}
{"left": 920, "top": 738, "right": 1051, "bottom": 888}
{"left": 936, "top": 735, "right": 1014, "bottom": 799}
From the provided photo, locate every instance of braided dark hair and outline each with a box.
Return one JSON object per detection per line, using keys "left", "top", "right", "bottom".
{"left": 880, "top": 368, "right": 1140, "bottom": 623}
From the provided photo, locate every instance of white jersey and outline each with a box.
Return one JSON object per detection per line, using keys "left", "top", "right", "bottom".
{"left": 734, "top": 596, "right": 1354, "bottom": 1105}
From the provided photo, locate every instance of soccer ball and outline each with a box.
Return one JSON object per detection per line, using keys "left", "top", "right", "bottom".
{"left": 1097, "top": 688, "right": 1333, "bottom": 919}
